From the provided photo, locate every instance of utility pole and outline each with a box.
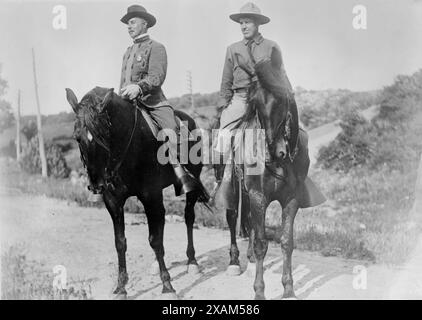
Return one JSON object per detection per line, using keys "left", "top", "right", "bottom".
{"left": 186, "top": 70, "right": 195, "bottom": 113}
{"left": 16, "top": 90, "right": 21, "bottom": 162}
{"left": 32, "top": 47, "right": 48, "bottom": 177}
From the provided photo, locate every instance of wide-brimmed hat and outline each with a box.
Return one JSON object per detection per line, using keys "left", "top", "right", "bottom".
{"left": 230, "top": 2, "right": 270, "bottom": 25}
{"left": 120, "top": 5, "right": 156, "bottom": 28}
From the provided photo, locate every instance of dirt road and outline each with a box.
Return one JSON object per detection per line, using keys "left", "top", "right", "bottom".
{"left": 1, "top": 191, "right": 418, "bottom": 300}
{"left": 307, "top": 105, "right": 380, "bottom": 164}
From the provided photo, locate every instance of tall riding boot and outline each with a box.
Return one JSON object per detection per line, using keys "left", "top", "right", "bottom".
{"left": 210, "top": 152, "right": 227, "bottom": 203}
{"left": 213, "top": 153, "right": 226, "bottom": 184}
{"left": 172, "top": 162, "right": 199, "bottom": 195}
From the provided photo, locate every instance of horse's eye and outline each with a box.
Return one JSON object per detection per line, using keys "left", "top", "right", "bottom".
{"left": 87, "top": 130, "right": 93, "bottom": 142}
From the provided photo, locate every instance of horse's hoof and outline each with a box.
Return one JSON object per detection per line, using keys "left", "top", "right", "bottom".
{"left": 187, "top": 264, "right": 200, "bottom": 275}
{"left": 112, "top": 292, "right": 127, "bottom": 300}
{"left": 245, "top": 262, "right": 256, "bottom": 277}
{"left": 158, "top": 292, "right": 179, "bottom": 300}
{"left": 149, "top": 261, "right": 160, "bottom": 275}
{"left": 254, "top": 294, "right": 266, "bottom": 300}
{"left": 282, "top": 292, "right": 298, "bottom": 300}
{"left": 226, "top": 265, "right": 241, "bottom": 276}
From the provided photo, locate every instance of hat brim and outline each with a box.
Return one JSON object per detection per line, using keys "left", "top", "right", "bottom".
{"left": 120, "top": 12, "right": 156, "bottom": 28}
{"left": 229, "top": 13, "right": 270, "bottom": 25}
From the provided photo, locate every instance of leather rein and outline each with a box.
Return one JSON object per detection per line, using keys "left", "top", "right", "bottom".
{"left": 105, "top": 100, "right": 140, "bottom": 188}
{"left": 233, "top": 45, "right": 290, "bottom": 181}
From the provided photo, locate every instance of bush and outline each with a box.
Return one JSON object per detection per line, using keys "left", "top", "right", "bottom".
{"left": 1, "top": 244, "right": 91, "bottom": 300}
{"left": 318, "top": 69, "right": 422, "bottom": 173}
{"left": 0, "top": 139, "right": 16, "bottom": 158}
{"left": 317, "top": 111, "right": 375, "bottom": 172}
{"left": 296, "top": 89, "right": 380, "bottom": 129}
{"left": 20, "top": 136, "right": 71, "bottom": 178}
{"left": 21, "top": 120, "right": 38, "bottom": 141}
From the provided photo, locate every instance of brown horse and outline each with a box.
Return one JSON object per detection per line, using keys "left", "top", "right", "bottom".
{"left": 66, "top": 87, "right": 209, "bottom": 299}
{"left": 216, "top": 58, "right": 326, "bottom": 300}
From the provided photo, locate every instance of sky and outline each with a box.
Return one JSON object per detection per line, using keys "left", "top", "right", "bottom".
{"left": 0, "top": 0, "right": 422, "bottom": 115}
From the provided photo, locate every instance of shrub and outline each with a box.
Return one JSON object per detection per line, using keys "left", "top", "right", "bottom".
{"left": 1, "top": 244, "right": 91, "bottom": 300}
{"left": 0, "top": 139, "right": 16, "bottom": 158}
{"left": 20, "top": 136, "right": 71, "bottom": 178}
{"left": 21, "top": 120, "right": 38, "bottom": 141}
{"left": 317, "top": 69, "right": 422, "bottom": 173}
{"left": 317, "top": 111, "right": 374, "bottom": 172}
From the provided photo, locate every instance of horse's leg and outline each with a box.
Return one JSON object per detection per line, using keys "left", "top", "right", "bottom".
{"left": 226, "top": 208, "right": 241, "bottom": 275}
{"left": 279, "top": 198, "right": 299, "bottom": 299}
{"left": 247, "top": 228, "right": 255, "bottom": 263}
{"left": 103, "top": 194, "right": 128, "bottom": 298}
{"left": 143, "top": 194, "right": 176, "bottom": 297}
{"left": 244, "top": 193, "right": 256, "bottom": 277}
{"left": 185, "top": 191, "right": 199, "bottom": 274}
{"left": 245, "top": 227, "right": 256, "bottom": 277}
{"left": 249, "top": 189, "right": 268, "bottom": 300}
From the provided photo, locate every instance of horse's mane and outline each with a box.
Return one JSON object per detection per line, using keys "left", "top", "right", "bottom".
{"left": 242, "top": 60, "right": 300, "bottom": 160}
{"left": 78, "top": 87, "right": 112, "bottom": 152}
{"left": 255, "top": 59, "right": 290, "bottom": 100}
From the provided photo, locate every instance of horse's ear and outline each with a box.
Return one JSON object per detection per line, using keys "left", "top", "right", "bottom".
{"left": 65, "top": 88, "right": 79, "bottom": 113}
{"left": 98, "top": 88, "right": 114, "bottom": 113}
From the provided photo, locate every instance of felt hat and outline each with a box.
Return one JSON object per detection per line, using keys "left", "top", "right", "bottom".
{"left": 230, "top": 2, "right": 270, "bottom": 25}
{"left": 121, "top": 5, "right": 156, "bottom": 28}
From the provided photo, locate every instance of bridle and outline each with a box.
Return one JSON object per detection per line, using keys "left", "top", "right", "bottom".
{"left": 108, "top": 100, "right": 139, "bottom": 177}
{"left": 233, "top": 46, "right": 296, "bottom": 181}
{"left": 79, "top": 98, "right": 140, "bottom": 193}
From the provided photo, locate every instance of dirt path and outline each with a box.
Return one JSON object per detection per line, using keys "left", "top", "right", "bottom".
{"left": 307, "top": 105, "right": 380, "bottom": 164}
{"left": 0, "top": 192, "right": 413, "bottom": 300}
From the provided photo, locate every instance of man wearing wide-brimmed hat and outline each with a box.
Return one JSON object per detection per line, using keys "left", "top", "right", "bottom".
{"left": 119, "top": 4, "right": 200, "bottom": 195}
{"left": 213, "top": 2, "right": 294, "bottom": 183}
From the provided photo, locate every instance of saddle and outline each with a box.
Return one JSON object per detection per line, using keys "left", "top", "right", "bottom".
{"left": 139, "top": 107, "right": 191, "bottom": 140}
{"left": 214, "top": 123, "right": 326, "bottom": 210}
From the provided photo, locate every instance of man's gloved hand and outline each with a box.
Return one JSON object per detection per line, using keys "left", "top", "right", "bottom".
{"left": 120, "top": 84, "right": 142, "bottom": 100}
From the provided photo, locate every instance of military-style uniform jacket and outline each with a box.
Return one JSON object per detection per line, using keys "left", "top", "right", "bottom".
{"left": 120, "top": 35, "right": 169, "bottom": 108}
{"left": 219, "top": 33, "right": 293, "bottom": 108}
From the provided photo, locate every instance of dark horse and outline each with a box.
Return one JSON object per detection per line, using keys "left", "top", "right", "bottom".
{"left": 216, "top": 58, "right": 326, "bottom": 300}
{"left": 66, "top": 87, "right": 209, "bottom": 299}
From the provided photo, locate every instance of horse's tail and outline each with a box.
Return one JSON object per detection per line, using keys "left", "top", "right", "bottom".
{"left": 173, "top": 109, "right": 214, "bottom": 212}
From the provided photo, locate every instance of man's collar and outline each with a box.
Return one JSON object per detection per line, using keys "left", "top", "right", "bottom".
{"left": 133, "top": 33, "right": 150, "bottom": 44}
{"left": 243, "top": 33, "right": 264, "bottom": 45}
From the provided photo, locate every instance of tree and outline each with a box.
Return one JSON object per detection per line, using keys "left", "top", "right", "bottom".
{"left": 0, "top": 64, "right": 14, "bottom": 133}
{"left": 21, "top": 120, "right": 38, "bottom": 141}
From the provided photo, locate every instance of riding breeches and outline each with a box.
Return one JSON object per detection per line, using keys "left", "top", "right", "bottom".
{"left": 214, "top": 92, "right": 248, "bottom": 154}
{"left": 148, "top": 105, "right": 179, "bottom": 132}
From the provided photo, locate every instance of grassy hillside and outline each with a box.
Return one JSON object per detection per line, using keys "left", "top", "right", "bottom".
{"left": 2, "top": 87, "right": 377, "bottom": 150}
{"left": 0, "top": 120, "right": 74, "bottom": 148}
{"left": 295, "top": 88, "right": 380, "bottom": 129}
{"left": 308, "top": 70, "right": 422, "bottom": 264}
